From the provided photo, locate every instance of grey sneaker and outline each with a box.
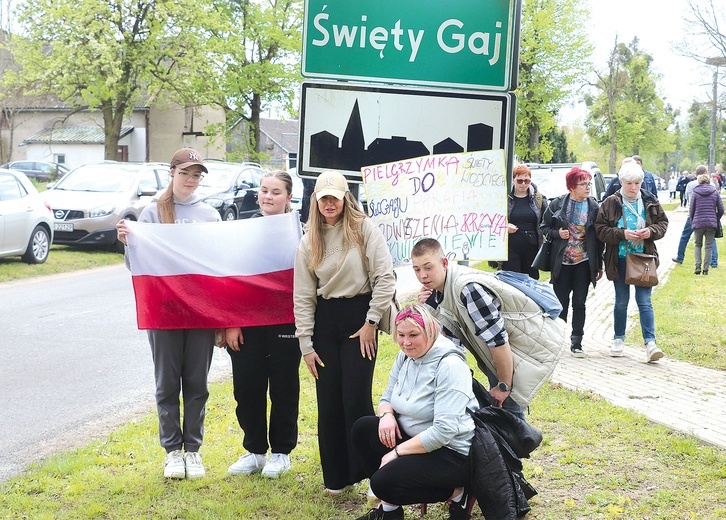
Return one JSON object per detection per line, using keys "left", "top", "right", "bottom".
{"left": 228, "top": 453, "right": 266, "bottom": 475}
{"left": 610, "top": 338, "right": 625, "bottom": 357}
{"left": 184, "top": 451, "right": 205, "bottom": 479}
{"left": 261, "top": 453, "right": 291, "bottom": 478}
{"left": 646, "top": 342, "right": 664, "bottom": 363}
{"left": 163, "top": 450, "right": 185, "bottom": 479}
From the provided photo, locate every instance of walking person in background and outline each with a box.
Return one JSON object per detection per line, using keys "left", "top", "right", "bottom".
{"left": 116, "top": 148, "right": 221, "bottom": 479}
{"left": 595, "top": 158, "right": 669, "bottom": 363}
{"left": 672, "top": 165, "right": 718, "bottom": 268}
{"left": 351, "top": 304, "right": 476, "bottom": 520}
{"left": 676, "top": 171, "right": 690, "bottom": 207}
{"left": 689, "top": 171, "right": 724, "bottom": 276}
{"left": 294, "top": 170, "right": 396, "bottom": 494}
{"left": 603, "top": 157, "right": 658, "bottom": 199}
{"left": 668, "top": 175, "right": 677, "bottom": 200}
{"left": 540, "top": 168, "right": 604, "bottom": 358}
{"left": 503, "top": 164, "right": 547, "bottom": 279}
{"left": 225, "top": 171, "right": 301, "bottom": 479}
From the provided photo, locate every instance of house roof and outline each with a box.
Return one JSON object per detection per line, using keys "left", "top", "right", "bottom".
{"left": 22, "top": 126, "right": 134, "bottom": 145}
{"left": 259, "top": 118, "right": 299, "bottom": 152}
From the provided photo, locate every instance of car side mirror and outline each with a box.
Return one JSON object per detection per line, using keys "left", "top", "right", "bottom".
{"left": 236, "top": 182, "right": 251, "bottom": 191}
{"left": 139, "top": 187, "right": 158, "bottom": 196}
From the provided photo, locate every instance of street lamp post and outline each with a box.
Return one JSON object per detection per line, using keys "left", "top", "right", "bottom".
{"left": 706, "top": 57, "right": 726, "bottom": 173}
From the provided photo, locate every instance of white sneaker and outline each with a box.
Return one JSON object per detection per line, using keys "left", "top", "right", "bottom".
{"left": 228, "top": 452, "right": 267, "bottom": 475}
{"left": 610, "top": 338, "right": 625, "bottom": 357}
{"left": 163, "top": 450, "right": 185, "bottom": 479}
{"left": 646, "top": 342, "right": 664, "bottom": 363}
{"left": 184, "top": 451, "right": 205, "bottom": 479}
{"left": 261, "top": 453, "right": 291, "bottom": 478}
{"left": 325, "top": 485, "right": 354, "bottom": 495}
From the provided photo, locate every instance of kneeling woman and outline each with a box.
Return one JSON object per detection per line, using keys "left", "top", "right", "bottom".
{"left": 351, "top": 305, "right": 477, "bottom": 520}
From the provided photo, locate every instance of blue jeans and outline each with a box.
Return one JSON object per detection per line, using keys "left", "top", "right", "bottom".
{"left": 676, "top": 217, "right": 718, "bottom": 266}
{"left": 613, "top": 257, "right": 656, "bottom": 344}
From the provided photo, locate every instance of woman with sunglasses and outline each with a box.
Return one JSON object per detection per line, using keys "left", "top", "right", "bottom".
{"left": 351, "top": 304, "right": 477, "bottom": 520}
{"left": 540, "top": 167, "right": 604, "bottom": 357}
{"left": 503, "top": 164, "right": 547, "bottom": 279}
{"left": 116, "top": 148, "right": 221, "bottom": 480}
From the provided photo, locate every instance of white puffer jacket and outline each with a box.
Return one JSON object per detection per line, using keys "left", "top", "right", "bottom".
{"left": 430, "top": 263, "right": 566, "bottom": 407}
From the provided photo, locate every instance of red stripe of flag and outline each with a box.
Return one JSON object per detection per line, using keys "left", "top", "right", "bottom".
{"left": 132, "top": 269, "right": 294, "bottom": 330}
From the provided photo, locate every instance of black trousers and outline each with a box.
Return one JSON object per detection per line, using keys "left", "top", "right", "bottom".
{"left": 314, "top": 294, "right": 376, "bottom": 489}
{"left": 227, "top": 323, "right": 300, "bottom": 455}
{"left": 552, "top": 261, "right": 591, "bottom": 339}
{"left": 351, "top": 416, "right": 470, "bottom": 505}
{"left": 503, "top": 233, "right": 540, "bottom": 280}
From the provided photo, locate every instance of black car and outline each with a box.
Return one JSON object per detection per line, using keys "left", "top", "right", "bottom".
{"left": 2, "top": 161, "right": 71, "bottom": 182}
{"left": 197, "top": 161, "right": 265, "bottom": 220}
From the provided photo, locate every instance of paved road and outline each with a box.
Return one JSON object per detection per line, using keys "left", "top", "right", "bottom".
{"left": 0, "top": 264, "right": 231, "bottom": 482}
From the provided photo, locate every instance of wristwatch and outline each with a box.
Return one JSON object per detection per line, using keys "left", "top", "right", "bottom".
{"left": 496, "top": 381, "right": 511, "bottom": 392}
{"left": 367, "top": 319, "right": 378, "bottom": 329}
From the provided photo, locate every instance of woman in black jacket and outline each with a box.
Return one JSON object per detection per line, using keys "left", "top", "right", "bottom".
{"left": 540, "top": 168, "right": 604, "bottom": 357}
{"left": 504, "top": 164, "right": 547, "bottom": 279}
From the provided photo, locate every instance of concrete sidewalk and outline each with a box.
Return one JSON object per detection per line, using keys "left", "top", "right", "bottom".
{"left": 394, "top": 207, "right": 726, "bottom": 449}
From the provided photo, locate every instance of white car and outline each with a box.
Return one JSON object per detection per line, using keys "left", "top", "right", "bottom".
{"left": 0, "top": 168, "right": 54, "bottom": 263}
{"left": 286, "top": 167, "right": 305, "bottom": 212}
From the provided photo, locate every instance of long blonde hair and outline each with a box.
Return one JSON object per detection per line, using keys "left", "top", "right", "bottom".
{"left": 305, "top": 191, "right": 367, "bottom": 269}
{"left": 156, "top": 168, "right": 177, "bottom": 224}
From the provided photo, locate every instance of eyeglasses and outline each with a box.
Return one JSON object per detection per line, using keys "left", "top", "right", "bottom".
{"left": 515, "top": 178, "right": 531, "bottom": 185}
{"left": 176, "top": 169, "right": 204, "bottom": 181}
{"left": 576, "top": 182, "right": 592, "bottom": 188}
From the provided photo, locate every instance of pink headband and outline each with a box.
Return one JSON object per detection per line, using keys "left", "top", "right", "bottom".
{"left": 395, "top": 308, "right": 425, "bottom": 329}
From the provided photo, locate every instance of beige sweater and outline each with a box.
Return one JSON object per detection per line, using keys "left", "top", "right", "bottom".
{"left": 294, "top": 218, "right": 395, "bottom": 355}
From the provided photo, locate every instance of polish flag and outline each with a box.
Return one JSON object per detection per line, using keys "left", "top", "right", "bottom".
{"left": 126, "top": 212, "right": 302, "bottom": 330}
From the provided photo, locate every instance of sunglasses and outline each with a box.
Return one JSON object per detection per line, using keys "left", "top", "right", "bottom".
{"left": 515, "top": 178, "right": 531, "bottom": 185}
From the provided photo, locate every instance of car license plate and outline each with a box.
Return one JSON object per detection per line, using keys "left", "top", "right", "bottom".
{"left": 54, "top": 223, "right": 74, "bottom": 232}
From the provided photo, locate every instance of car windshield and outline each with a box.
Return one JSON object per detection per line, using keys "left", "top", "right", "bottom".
{"left": 529, "top": 169, "right": 570, "bottom": 198}
{"left": 53, "top": 164, "right": 138, "bottom": 192}
{"left": 199, "top": 167, "right": 236, "bottom": 189}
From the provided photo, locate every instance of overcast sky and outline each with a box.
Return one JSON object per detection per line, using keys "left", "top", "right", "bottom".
{"left": 561, "top": 0, "right": 717, "bottom": 124}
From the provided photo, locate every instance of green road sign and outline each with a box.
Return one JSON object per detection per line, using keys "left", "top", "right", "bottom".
{"left": 302, "top": 0, "right": 520, "bottom": 91}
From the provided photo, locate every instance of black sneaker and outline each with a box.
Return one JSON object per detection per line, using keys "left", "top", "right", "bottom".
{"left": 672, "top": 257, "right": 683, "bottom": 264}
{"left": 448, "top": 491, "right": 472, "bottom": 520}
{"left": 355, "top": 505, "right": 404, "bottom": 520}
{"left": 571, "top": 347, "right": 585, "bottom": 358}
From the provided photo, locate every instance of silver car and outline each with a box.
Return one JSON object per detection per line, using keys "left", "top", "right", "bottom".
{"left": 44, "top": 161, "right": 170, "bottom": 252}
{"left": 0, "top": 168, "right": 53, "bottom": 263}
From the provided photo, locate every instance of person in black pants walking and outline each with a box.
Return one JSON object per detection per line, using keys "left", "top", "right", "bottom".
{"left": 540, "top": 167, "right": 604, "bottom": 358}
{"left": 225, "top": 171, "right": 302, "bottom": 479}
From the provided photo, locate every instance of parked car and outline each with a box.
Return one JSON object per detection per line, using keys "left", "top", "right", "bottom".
{"left": 0, "top": 168, "right": 53, "bottom": 263}
{"left": 527, "top": 162, "right": 607, "bottom": 202}
{"left": 287, "top": 167, "right": 305, "bottom": 212}
{"left": 2, "top": 161, "right": 70, "bottom": 182}
{"left": 43, "top": 161, "right": 170, "bottom": 252}
{"left": 197, "top": 161, "right": 265, "bottom": 220}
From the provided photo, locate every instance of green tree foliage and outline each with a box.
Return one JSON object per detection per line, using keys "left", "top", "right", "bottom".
{"left": 7, "top": 0, "right": 212, "bottom": 159}
{"left": 544, "top": 127, "right": 576, "bottom": 163}
{"left": 515, "top": 0, "right": 593, "bottom": 163}
{"left": 205, "top": 0, "right": 302, "bottom": 160}
{"left": 685, "top": 100, "right": 726, "bottom": 165}
{"left": 584, "top": 38, "right": 675, "bottom": 174}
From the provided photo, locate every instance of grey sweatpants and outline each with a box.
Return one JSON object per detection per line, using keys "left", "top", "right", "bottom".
{"left": 147, "top": 329, "right": 215, "bottom": 453}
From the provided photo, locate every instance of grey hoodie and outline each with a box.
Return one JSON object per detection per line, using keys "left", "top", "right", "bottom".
{"left": 138, "top": 194, "right": 221, "bottom": 224}
{"left": 380, "top": 335, "right": 477, "bottom": 455}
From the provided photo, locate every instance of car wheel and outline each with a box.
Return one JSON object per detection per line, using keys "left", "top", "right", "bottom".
{"left": 21, "top": 225, "right": 51, "bottom": 264}
{"left": 223, "top": 207, "right": 237, "bottom": 221}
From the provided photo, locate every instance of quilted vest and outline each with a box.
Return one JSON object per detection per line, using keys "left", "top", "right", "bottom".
{"left": 432, "top": 263, "right": 566, "bottom": 407}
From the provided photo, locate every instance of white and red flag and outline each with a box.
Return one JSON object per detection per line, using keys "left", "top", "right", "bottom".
{"left": 126, "top": 212, "right": 302, "bottom": 330}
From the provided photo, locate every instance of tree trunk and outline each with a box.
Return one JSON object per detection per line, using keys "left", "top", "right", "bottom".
{"left": 251, "top": 93, "right": 262, "bottom": 157}
{"left": 528, "top": 122, "right": 540, "bottom": 163}
{"left": 101, "top": 100, "right": 127, "bottom": 161}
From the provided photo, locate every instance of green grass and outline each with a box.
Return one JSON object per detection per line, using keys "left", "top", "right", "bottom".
{"left": 1, "top": 333, "right": 724, "bottom": 519}
{"left": 0, "top": 246, "right": 123, "bottom": 283}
